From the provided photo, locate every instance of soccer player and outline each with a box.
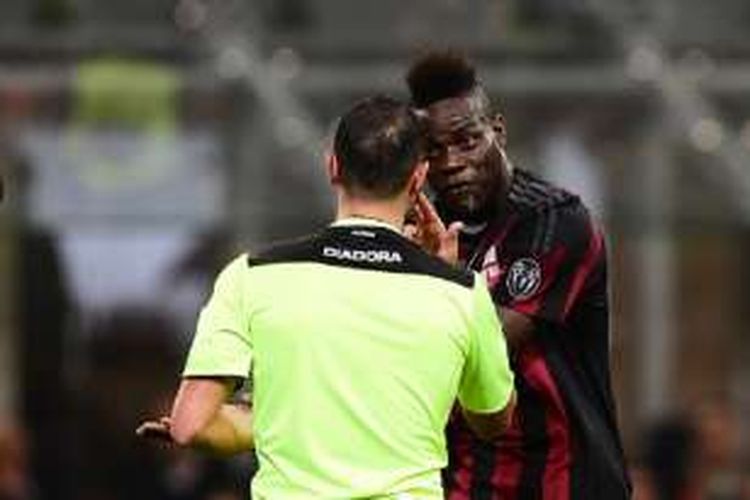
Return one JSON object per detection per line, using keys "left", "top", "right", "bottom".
{"left": 405, "top": 53, "right": 631, "bottom": 499}
{"left": 138, "top": 95, "right": 516, "bottom": 499}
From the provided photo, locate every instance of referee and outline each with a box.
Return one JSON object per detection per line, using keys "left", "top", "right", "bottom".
{"left": 138, "top": 96, "right": 516, "bottom": 499}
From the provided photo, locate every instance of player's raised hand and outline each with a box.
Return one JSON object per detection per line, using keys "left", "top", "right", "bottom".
{"left": 136, "top": 416, "right": 174, "bottom": 444}
{"left": 406, "top": 192, "right": 462, "bottom": 265}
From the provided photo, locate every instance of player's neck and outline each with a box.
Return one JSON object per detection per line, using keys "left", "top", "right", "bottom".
{"left": 336, "top": 194, "right": 406, "bottom": 229}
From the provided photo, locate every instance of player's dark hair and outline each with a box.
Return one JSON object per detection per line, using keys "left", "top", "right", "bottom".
{"left": 333, "top": 95, "right": 424, "bottom": 199}
{"left": 406, "top": 51, "right": 480, "bottom": 108}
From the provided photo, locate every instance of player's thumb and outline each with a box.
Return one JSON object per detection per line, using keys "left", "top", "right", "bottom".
{"left": 439, "top": 222, "right": 463, "bottom": 265}
{"left": 445, "top": 222, "right": 463, "bottom": 242}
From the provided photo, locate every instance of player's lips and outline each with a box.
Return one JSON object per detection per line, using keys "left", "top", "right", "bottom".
{"left": 443, "top": 181, "right": 477, "bottom": 196}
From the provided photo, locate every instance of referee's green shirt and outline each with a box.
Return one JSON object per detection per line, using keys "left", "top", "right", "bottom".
{"left": 183, "top": 219, "right": 514, "bottom": 499}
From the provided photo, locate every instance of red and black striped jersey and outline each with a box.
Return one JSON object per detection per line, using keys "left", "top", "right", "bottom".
{"left": 443, "top": 168, "right": 631, "bottom": 500}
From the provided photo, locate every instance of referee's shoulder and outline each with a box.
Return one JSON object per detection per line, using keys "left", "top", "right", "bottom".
{"left": 402, "top": 241, "right": 476, "bottom": 289}
{"left": 243, "top": 228, "right": 477, "bottom": 289}
{"left": 245, "top": 232, "right": 322, "bottom": 267}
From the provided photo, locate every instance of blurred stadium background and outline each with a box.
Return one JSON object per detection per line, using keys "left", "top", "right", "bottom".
{"left": 0, "top": 0, "right": 749, "bottom": 498}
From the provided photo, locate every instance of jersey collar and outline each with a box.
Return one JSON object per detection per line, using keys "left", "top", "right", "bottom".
{"left": 331, "top": 217, "right": 402, "bottom": 235}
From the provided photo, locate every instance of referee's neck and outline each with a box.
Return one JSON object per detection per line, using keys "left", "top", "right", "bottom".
{"left": 335, "top": 195, "right": 406, "bottom": 232}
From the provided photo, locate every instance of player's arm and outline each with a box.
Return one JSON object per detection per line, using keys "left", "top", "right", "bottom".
{"left": 498, "top": 306, "right": 535, "bottom": 350}
{"left": 458, "top": 275, "right": 516, "bottom": 442}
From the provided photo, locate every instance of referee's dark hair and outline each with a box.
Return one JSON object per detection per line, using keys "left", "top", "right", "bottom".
{"left": 333, "top": 95, "right": 425, "bottom": 199}
{"left": 406, "top": 51, "right": 489, "bottom": 112}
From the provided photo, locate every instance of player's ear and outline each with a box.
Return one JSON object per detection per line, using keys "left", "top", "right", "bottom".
{"left": 326, "top": 152, "right": 342, "bottom": 185}
{"left": 490, "top": 113, "right": 507, "bottom": 148}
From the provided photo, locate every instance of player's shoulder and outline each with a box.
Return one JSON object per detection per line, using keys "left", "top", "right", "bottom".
{"left": 508, "top": 168, "right": 599, "bottom": 251}
{"left": 512, "top": 169, "right": 593, "bottom": 218}
{"left": 508, "top": 168, "right": 581, "bottom": 213}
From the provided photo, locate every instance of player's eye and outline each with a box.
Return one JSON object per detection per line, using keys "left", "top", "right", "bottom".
{"left": 457, "top": 135, "right": 479, "bottom": 151}
{"left": 426, "top": 144, "right": 444, "bottom": 159}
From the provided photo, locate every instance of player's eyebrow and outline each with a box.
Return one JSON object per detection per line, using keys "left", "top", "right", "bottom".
{"left": 449, "top": 121, "right": 482, "bottom": 138}
{"left": 448, "top": 114, "right": 481, "bottom": 132}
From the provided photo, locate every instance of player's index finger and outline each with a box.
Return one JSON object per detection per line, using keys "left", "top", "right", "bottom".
{"left": 412, "top": 195, "right": 427, "bottom": 222}
{"left": 416, "top": 193, "right": 444, "bottom": 228}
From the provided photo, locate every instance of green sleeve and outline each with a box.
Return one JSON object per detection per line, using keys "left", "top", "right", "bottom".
{"left": 458, "top": 274, "right": 515, "bottom": 413}
{"left": 182, "top": 254, "right": 253, "bottom": 379}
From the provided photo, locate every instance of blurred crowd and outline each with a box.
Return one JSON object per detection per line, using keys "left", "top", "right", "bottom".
{"left": 1, "top": 269, "right": 253, "bottom": 500}
{"left": 2, "top": 151, "right": 249, "bottom": 498}
{"left": 631, "top": 400, "right": 750, "bottom": 500}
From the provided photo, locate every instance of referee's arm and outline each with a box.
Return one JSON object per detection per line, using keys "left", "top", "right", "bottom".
{"left": 169, "top": 377, "right": 253, "bottom": 455}
{"left": 463, "top": 392, "right": 516, "bottom": 442}
{"left": 160, "top": 254, "right": 254, "bottom": 455}
{"left": 458, "top": 275, "right": 517, "bottom": 442}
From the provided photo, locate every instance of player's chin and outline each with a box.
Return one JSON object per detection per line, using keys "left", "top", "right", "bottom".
{"left": 445, "top": 195, "right": 483, "bottom": 222}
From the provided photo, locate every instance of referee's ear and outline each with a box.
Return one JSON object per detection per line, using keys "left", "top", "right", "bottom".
{"left": 327, "top": 153, "right": 343, "bottom": 186}
{"left": 407, "top": 160, "right": 429, "bottom": 200}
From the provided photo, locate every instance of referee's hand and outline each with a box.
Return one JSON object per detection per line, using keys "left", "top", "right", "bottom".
{"left": 136, "top": 416, "right": 174, "bottom": 444}
{"left": 405, "top": 192, "right": 462, "bottom": 265}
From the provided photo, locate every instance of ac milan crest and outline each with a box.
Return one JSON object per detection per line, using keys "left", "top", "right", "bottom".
{"left": 506, "top": 258, "right": 541, "bottom": 300}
